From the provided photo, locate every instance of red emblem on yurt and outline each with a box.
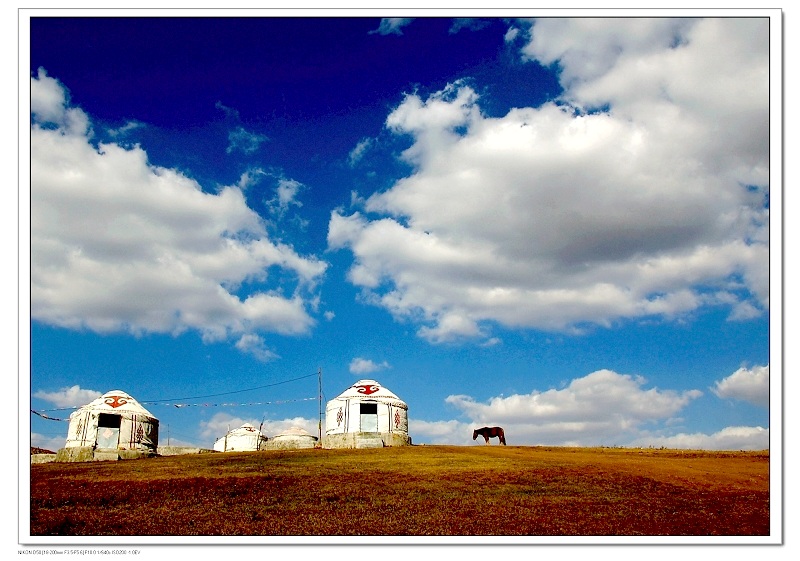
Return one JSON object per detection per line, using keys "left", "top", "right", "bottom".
{"left": 103, "top": 395, "right": 129, "bottom": 408}
{"left": 355, "top": 384, "right": 379, "bottom": 395}
{"left": 394, "top": 409, "right": 401, "bottom": 429}
{"left": 336, "top": 407, "right": 344, "bottom": 426}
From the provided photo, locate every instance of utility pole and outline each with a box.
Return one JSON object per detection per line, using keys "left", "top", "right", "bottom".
{"left": 318, "top": 367, "right": 322, "bottom": 442}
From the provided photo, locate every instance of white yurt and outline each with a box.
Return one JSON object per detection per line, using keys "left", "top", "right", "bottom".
{"left": 213, "top": 423, "right": 268, "bottom": 452}
{"left": 324, "top": 379, "right": 410, "bottom": 449}
{"left": 265, "top": 426, "right": 319, "bottom": 450}
{"left": 59, "top": 390, "right": 159, "bottom": 461}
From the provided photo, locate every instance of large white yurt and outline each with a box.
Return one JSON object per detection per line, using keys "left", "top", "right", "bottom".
{"left": 324, "top": 379, "right": 410, "bottom": 449}
{"left": 265, "top": 426, "right": 319, "bottom": 450}
{"left": 213, "top": 423, "right": 269, "bottom": 452}
{"left": 60, "top": 390, "right": 159, "bottom": 460}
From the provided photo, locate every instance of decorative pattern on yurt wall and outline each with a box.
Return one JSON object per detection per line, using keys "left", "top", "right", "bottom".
{"left": 324, "top": 379, "right": 410, "bottom": 448}
{"left": 64, "top": 390, "right": 159, "bottom": 453}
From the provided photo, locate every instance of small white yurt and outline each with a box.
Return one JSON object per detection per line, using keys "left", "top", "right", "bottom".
{"left": 265, "top": 426, "right": 318, "bottom": 450}
{"left": 60, "top": 390, "right": 159, "bottom": 460}
{"left": 324, "top": 379, "right": 410, "bottom": 448}
{"left": 213, "top": 423, "right": 268, "bottom": 452}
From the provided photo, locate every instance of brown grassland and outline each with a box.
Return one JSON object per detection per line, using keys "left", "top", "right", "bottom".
{"left": 29, "top": 445, "right": 770, "bottom": 537}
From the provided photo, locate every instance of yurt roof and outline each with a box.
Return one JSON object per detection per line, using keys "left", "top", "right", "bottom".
{"left": 72, "top": 390, "right": 157, "bottom": 420}
{"left": 224, "top": 423, "right": 266, "bottom": 436}
{"left": 332, "top": 379, "right": 407, "bottom": 406}
{"left": 273, "top": 426, "right": 317, "bottom": 439}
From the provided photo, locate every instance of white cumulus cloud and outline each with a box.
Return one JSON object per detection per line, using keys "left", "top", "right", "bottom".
{"left": 328, "top": 18, "right": 768, "bottom": 345}
{"left": 444, "top": 369, "right": 702, "bottom": 447}
{"left": 413, "top": 366, "right": 767, "bottom": 450}
{"left": 235, "top": 333, "right": 279, "bottom": 362}
{"left": 33, "top": 385, "right": 102, "bottom": 408}
{"left": 629, "top": 426, "right": 769, "bottom": 451}
{"left": 30, "top": 69, "right": 328, "bottom": 353}
{"left": 349, "top": 357, "right": 391, "bottom": 375}
{"left": 712, "top": 364, "right": 769, "bottom": 408}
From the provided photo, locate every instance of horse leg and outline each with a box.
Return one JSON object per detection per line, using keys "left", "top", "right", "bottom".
{"left": 484, "top": 436, "right": 489, "bottom": 445}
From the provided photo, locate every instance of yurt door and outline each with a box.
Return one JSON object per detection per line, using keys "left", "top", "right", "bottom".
{"left": 96, "top": 413, "right": 121, "bottom": 448}
{"left": 360, "top": 402, "right": 378, "bottom": 432}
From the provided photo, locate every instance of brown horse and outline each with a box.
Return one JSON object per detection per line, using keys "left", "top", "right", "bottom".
{"left": 473, "top": 426, "right": 506, "bottom": 445}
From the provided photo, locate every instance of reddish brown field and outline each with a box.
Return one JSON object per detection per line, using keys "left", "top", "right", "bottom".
{"left": 28, "top": 445, "right": 770, "bottom": 537}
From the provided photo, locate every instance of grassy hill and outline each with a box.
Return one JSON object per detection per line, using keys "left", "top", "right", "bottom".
{"left": 28, "top": 445, "right": 770, "bottom": 537}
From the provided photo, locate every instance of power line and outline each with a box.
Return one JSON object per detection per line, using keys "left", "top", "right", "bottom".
{"left": 30, "top": 410, "right": 69, "bottom": 422}
{"left": 141, "top": 372, "right": 318, "bottom": 404}
{"left": 34, "top": 371, "right": 318, "bottom": 412}
{"left": 151, "top": 396, "right": 317, "bottom": 408}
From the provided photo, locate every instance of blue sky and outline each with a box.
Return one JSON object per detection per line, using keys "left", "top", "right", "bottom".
{"left": 23, "top": 13, "right": 777, "bottom": 453}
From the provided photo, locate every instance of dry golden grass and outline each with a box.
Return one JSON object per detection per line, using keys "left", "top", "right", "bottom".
{"left": 29, "top": 445, "right": 770, "bottom": 537}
